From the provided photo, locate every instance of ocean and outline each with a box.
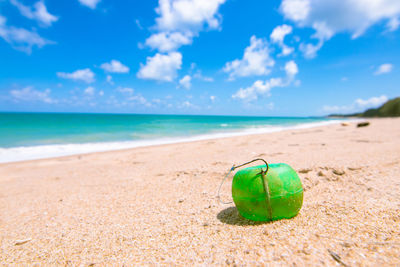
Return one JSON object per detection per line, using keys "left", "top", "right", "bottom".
{"left": 0, "top": 112, "right": 345, "bottom": 163}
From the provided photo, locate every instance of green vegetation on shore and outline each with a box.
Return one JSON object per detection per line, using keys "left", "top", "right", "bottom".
{"left": 329, "top": 97, "right": 400, "bottom": 118}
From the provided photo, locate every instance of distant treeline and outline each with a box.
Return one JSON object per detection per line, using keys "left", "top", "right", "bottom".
{"left": 329, "top": 97, "right": 400, "bottom": 118}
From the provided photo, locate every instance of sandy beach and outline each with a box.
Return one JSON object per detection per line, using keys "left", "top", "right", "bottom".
{"left": 1, "top": 118, "right": 399, "bottom": 265}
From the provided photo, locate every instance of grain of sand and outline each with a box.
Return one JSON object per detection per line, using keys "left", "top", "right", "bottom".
{"left": 0, "top": 118, "right": 400, "bottom": 265}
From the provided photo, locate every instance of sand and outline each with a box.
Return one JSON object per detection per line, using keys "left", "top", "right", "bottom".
{"left": 1, "top": 118, "right": 400, "bottom": 265}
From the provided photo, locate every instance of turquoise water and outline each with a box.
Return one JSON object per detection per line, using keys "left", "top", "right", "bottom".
{"left": 0, "top": 112, "right": 344, "bottom": 163}
{"left": 0, "top": 112, "right": 335, "bottom": 148}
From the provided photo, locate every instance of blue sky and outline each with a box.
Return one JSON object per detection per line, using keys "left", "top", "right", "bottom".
{"left": 1, "top": 0, "right": 399, "bottom": 116}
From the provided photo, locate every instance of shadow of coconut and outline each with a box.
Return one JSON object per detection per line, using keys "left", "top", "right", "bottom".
{"left": 217, "top": 206, "right": 272, "bottom": 226}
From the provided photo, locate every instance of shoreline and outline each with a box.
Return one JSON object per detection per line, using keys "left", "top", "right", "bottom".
{"left": 0, "top": 118, "right": 352, "bottom": 164}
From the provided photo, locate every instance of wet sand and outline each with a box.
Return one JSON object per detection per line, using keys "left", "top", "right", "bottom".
{"left": 1, "top": 118, "right": 399, "bottom": 265}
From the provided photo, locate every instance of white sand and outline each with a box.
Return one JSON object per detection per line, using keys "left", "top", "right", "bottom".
{"left": 1, "top": 118, "right": 399, "bottom": 265}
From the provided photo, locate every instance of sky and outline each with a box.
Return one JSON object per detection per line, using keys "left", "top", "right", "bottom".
{"left": 0, "top": 0, "right": 399, "bottom": 116}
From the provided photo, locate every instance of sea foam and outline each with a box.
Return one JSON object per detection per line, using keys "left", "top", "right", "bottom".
{"left": 0, "top": 119, "right": 350, "bottom": 163}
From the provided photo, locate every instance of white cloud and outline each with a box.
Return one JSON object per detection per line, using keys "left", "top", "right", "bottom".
{"left": 140, "top": 0, "right": 226, "bottom": 81}
{"left": 137, "top": 52, "right": 182, "bottom": 82}
{"left": 99, "top": 90, "right": 104, "bottom": 96}
{"left": 142, "top": 0, "right": 226, "bottom": 54}
{"left": 106, "top": 75, "right": 113, "bottom": 84}
{"left": 323, "top": 95, "right": 388, "bottom": 113}
{"left": 322, "top": 104, "right": 354, "bottom": 114}
{"left": 271, "top": 24, "right": 292, "bottom": 43}
{"left": 0, "top": 15, "right": 53, "bottom": 53}
{"left": 117, "top": 87, "right": 134, "bottom": 95}
{"left": 387, "top": 17, "right": 400, "bottom": 31}
{"left": 281, "top": 0, "right": 400, "bottom": 58}
{"left": 117, "top": 87, "right": 150, "bottom": 106}
{"left": 10, "top": 0, "right": 58, "bottom": 27}
{"left": 100, "top": 60, "right": 130, "bottom": 73}
{"left": 281, "top": 0, "right": 310, "bottom": 22}
{"left": 78, "top": 0, "right": 101, "bottom": 9}
{"left": 154, "top": 0, "right": 226, "bottom": 32}
{"left": 189, "top": 64, "right": 214, "bottom": 82}
{"left": 223, "top": 36, "right": 274, "bottom": 80}
{"left": 284, "top": 60, "right": 298, "bottom": 77}
{"left": 128, "top": 94, "right": 150, "bottom": 106}
{"left": 136, "top": 19, "right": 144, "bottom": 30}
{"left": 299, "top": 41, "right": 322, "bottom": 59}
{"left": 355, "top": 95, "right": 388, "bottom": 107}
{"left": 193, "top": 71, "right": 214, "bottom": 82}
{"left": 298, "top": 21, "right": 334, "bottom": 58}
{"left": 374, "top": 63, "right": 393, "bottom": 75}
{"left": 270, "top": 24, "right": 294, "bottom": 56}
{"left": 145, "top": 32, "right": 193, "bottom": 52}
{"left": 280, "top": 45, "right": 294, "bottom": 56}
{"left": 179, "top": 75, "right": 191, "bottom": 89}
{"left": 210, "top": 95, "right": 216, "bottom": 102}
{"left": 84, "top": 86, "right": 95, "bottom": 96}
{"left": 232, "top": 78, "right": 282, "bottom": 102}
{"left": 57, "top": 68, "right": 95, "bottom": 83}
{"left": 232, "top": 61, "right": 299, "bottom": 102}
{"left": 10, "top": 86, "right": 55, "bottom": 103}
{"left": 266, "top": 102, "right": 275, "bottom": 110}
{"left": 179, "top": 100, "right": 198, "bottom": 109}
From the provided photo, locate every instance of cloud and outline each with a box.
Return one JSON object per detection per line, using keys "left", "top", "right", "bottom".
{"left": 271, "top": 24, "right": 292, "bottom": 43}
{"left": 270, "top": 24, "right": 294, "bottom": 56}
{"left": 179, "top": 75, "right": 191, "bottom": 89}
{"left": 84, "top": 86, "right": 95, "bottom": 96}
{"left": 152, "top": 98, "right": 161, "bottom": 104}
{"left": 210, "top": 95, "right": 216, "bottom": 102}
{"left": 374, "top": 63, "right": 393, "bottom": 75}
{"left": 322, "top": 104, "right": 354, "bottom": 114}
{"left": 145, "top": 32, "right": 193, "bottom": 52}
{"left": 128, "top": 94, "right": 149, "bottom": 106}
{"left": 78, "top": 0, "right": 101, "bottom": 9}
{"left": 0, "top": 15, "right": 54, "bottom": 53}
{"left": 193, "top": 71, "right": 213, "bottom": 82}
{"left": 387, "top": 17, "right": 400, "bottom": 31}
{"left": 143, "top": 0, "right": 226, "bottom": 53}
{"left": 117, "top": 87, "right": 134, "bottom": 95}
{"left": 281, "top": 0, "right": 310, "bottom": 21}
{"left": 57, "top": 68, "right": 95, "bottom": 83}
{"left": 155, "top": 0, "right": 226, "bottom": 32}
{"left": 232, "top": 61, "right": 299, "bottom": 102}
{"left": 355, "top": 95, "right": 388, "bottom": 107}
{"left": 135, "top": 19, "right": 144, "bottom": 30}
{"left": 10, "top": 0, "right": 58, "bottom": 27}
{"left": 232, "top": 78, "right": 281, "bottom": 102}
{"left": 140, "top": 0, "right": 226, "bottom": 83}
{"left": 106, "top": 75, "right": 113, "bottom": 84}
{"left": 100, "top": 60, "right": 130, "bottom": 73}
{"left": 189, "top": 63, "right": 214, "bottom": 81}
{"left": 223, "top": 36, "right": 275, "bottom": 80}
{"left": 280, "top": 0, "right": 400, "bottom": 58}
{"left": 137, "top": 52, "right": 182, "bottom": 82}
{"left": 323, "top": 95, "right": 388, "bottom": 113}
{"left": 284, "top": 60, "right": 298, "bottom": 77}
{"left": 299, "top": 41, "right": 322, "bottom": 59}
{"left": 10, "top": 86, "right": 56, "bottom": 103}
{"left": 117, "top": 87, "right": 150, "bottom": 106}
{"left": 179, "top": 100, "right": 198, "bottom": 109}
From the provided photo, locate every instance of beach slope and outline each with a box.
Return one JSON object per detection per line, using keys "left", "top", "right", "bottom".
{"left": 1, "top": 118, "right": 399, "bottom": 265}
